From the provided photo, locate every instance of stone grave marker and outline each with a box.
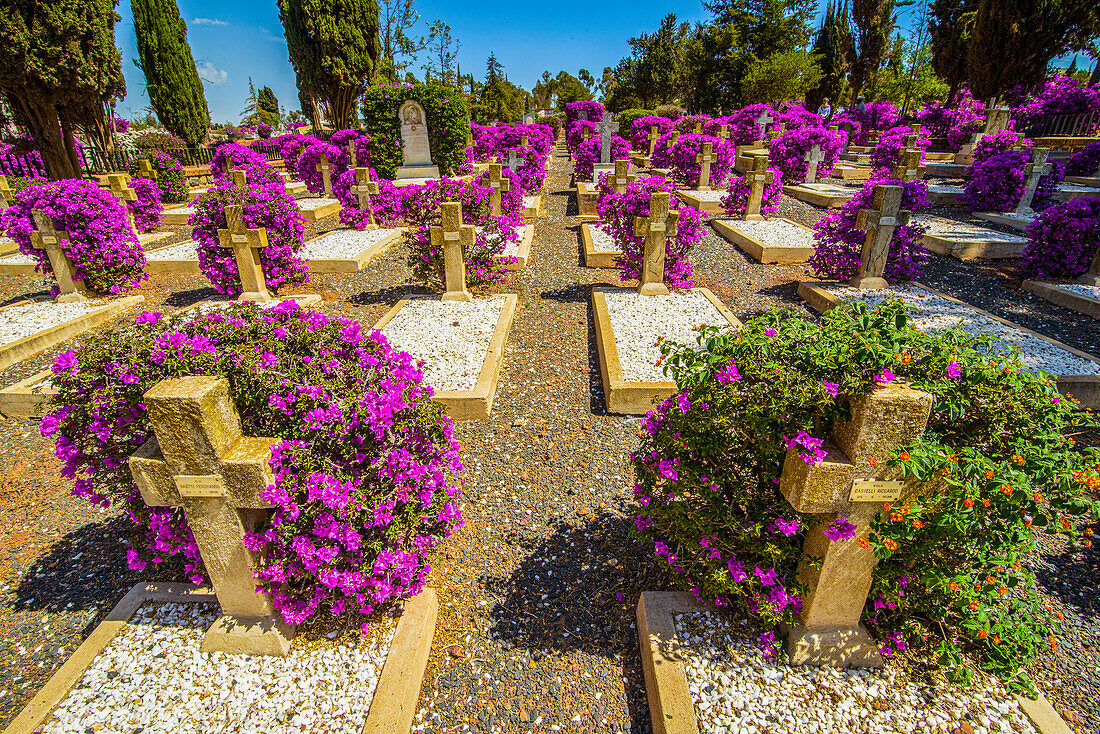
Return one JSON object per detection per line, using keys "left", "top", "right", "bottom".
{"left": 647, "top": 126, "right": 661, "bottom": 157}
{"left": 695, "top": 141, "right": 717, "bottom": 190}
{"left": 850, "top": 184, "right": 911, "bottom": 290}
{"left": 315, "top": 152, "right": 334, "bottom": 198}
{"left": 30, "top": 210, "right": 89, "bottom": 302}
{"left": 128, "top": 375, "right": 295, "bottom": 655}
{"left": 744, "top": 155, "right": 775, "bottom": 221}
{"left": 755, "top": 110, "right": 774, "bottom": 142}
{"left": 345, "top": 141, "right": 358, "bottom": 169}
{"left": 217, "top": 204, "right": 273, "bottom": 302}
{"left": 0, "top": 175, "right": 12, "bottom": 208}
{"left": 104, "top": 173, "right": 142, "bottom": 238}
{"left": 718, "top": 124, "right": 729, "bottom": 140}
{"left": 780, "top": 381, "right": 934, "bottom": 666}
{"left": 434, "top": 201, "right": 475, "bottom": 302}
{"left": 805, "top": 144, "right": 826, "bottom": 184}
{"left": 136, "top": 158, "right": 158, "bottom": 182}
{"left": 397, "top": 100, "right": 438, "bottom": 179}
{"left": 634, "top": 191, "right": 679, "bottom": 296}
{"left": 352, "top": 167, "right": 379, "bottom": 227}
{"left": 693, "top": 121, "right": 703, "bottom": 134}
{"left": 892, "top": 149, "right": 925, "bottom": 182}
{"left": 982, "top": 98, "right": 1011, "bottom": 136}
{"left": 609, "top": 159, "right": 634, "bottom": 194}
{"left": 506, "top": 150, "right": 521, "bottom": 174}
{"left": 487, "top": 163, "right": 511, "bottom": 217}
{"left": 597, "top": 117, "right": 619, "bottom": 166}
{"left": 1016, "top": 148, "right": 1052, "bottom": 215}
{"left": 520, "top": 135, "right": 530, "bottom": 150}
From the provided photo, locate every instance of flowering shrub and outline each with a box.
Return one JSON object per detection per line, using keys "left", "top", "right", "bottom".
{"left": 1065, "top": 142, "right": 1100, "bottom": 176}
{"left": 498, "top": 145, "right": 546, "bottom": 194}
{"left": 963, "top": 152, "right": 1028, "bottom": 212}
{"left": 133, "top": 130, "right": 186, "bottom": 151}
{"left": 128, "top": 178, "right": 163, "bottom": 233}
{"left": 127, "top": 151, "right": 187, "bottom": 203}
{"left": 42, "top": 301, "right": 464, "bottom": 627}
{"left": 276, "top": 134, "right": 315, "bottom": 171}
{"left": 650, "top": 131, "right": 681, "bottom": 169}
{"left": 113, "top": 118, "right": 131, "bottom": 133}
{"left": 654, "top": 104, "right": 684, "bottom": 119}
{"left": 808, "top": 178, "right": 929, "bottom": 282}
{"left": 915, "top": 91, "right": 985, "bottom": 150}
{"left": 775, "top": 102, "right": 824, "bottom": 131}
{"left": 726, "top": 104, "right": 777, "bottom": 145}
{"left": 635, "top": 299, "right": 1100, "bottom": 689}
{"left": 1, "top": 179, "right": 147, "bottom": 295}
{"left": 255, "top": 123, "right": 272, "bottom": 139}
{"left": 1019, "top": 197, "right": 1100, "bottom": 278}
{"left": 869, "top": 125, "right": 932, "bottom": 172}
{"left": 630, "top": 116, "right": 675, "bottom": 152}
{"left": 333, "top": 168, "right": 404, "bottom": 229}
{"left": 564, "top": 100, "right": 606, "bottom": 129}
{"left": 1013, "top": 75, "right": 1100, "bottom": 129}
{"left": 573, "top": 135, "right": 631, "bottom": 181}
{"left": 972, "top": 131, "right": 1031, "bottom": 164}
{"left": 210, "top": 142, "right": 268, "bottom": 177}
{"left": 674, "top": 114, "right": 713, "bottom": 134}
{"left": 769, "top": 127, "right": 845, "bottom": 183}
{"left": 845, "top": 101, "right": 901, "bottom": 141}
{"left": 720, "top": 167, "right": 784, "bottom": 217}
{"left": 565, "top": 121, "right": 595, "bottom": 154}
{"left": 189, "top": 163, "right": 308, "bottom": 295}
{"left": 668, "top": 134, "right": 735, "bottom": 189}
{"left": 330, "top": 129, "right": 372, "bottom": 171}
{"left": 596, "top": 176, "right": 705, "bottom": 288}
{"left": 295, "top": 140, "right": 346, "bottom": 195}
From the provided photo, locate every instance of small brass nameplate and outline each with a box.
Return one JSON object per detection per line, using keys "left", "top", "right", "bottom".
{"left": 231, "top": 234, "right": 249, "bottom": 244}
{"left": 849, "top": 479, "right": 905, "bottom": 503}
{"left": 443, "top": 231, "right": 460, "bottom": 241}
{"left": 175, "top": 474, "right": 226, "bottom": 498}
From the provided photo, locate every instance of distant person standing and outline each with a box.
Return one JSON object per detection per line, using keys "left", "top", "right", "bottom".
{"left": 855, "top": 96, "right": 866, "bottom": 114}
{"left": 817, "top": 98, "right": 832, "bottom": 121}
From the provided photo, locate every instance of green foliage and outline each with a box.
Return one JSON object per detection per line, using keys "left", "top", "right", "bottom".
{"left": 629, "top": 14, "right": 691, "bottom": 108}
{"left": 616, "top": 109, "right": 654, "bottom": 133}
{"left": 258, "top": 86, "right": 280, "bottom": 126}
{"left": 741, "top": 50, "right": 823, "bottom": 104}
{"left": 131, "top": 0, "right": 210, "bottom": 146}
{"left": 704, "top": 0, "right": 817, "bottom": 59}
{"left": 806, "top": 0, "right": 851, "bottom": 109}
{"left": 473, "top": 53, "right": 526, "bottom": 123}
{"left": 360, "top": 83, "right": 469, "bottom": 179}
{"left": 929, "top": 0, "right": 976, "bottom": 103}
{"left": 278, "top": 0, "right": 382, "bottom": 130}
{"left": 681, "top": 22, "right": 745, "bottom": 113}
{"left": 874, "top": 37, "right": 950, "bottom": 110}
{"left": 552, "top": 71, "right": 594, "bottom": 109}
{"left": 848, "top": 0, "right": 901, "bottom": 104}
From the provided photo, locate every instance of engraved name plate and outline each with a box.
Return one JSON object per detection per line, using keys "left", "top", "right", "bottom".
{"left": 849, "top": 479, "right": 905, "bottom": 503}
{"left": 175, "top": 474, "right": 226, "bottom": 498}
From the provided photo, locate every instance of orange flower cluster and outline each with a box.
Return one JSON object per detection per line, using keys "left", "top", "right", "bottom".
{"left": 1012, "top": 454, "right": 1025, "bottom": 466}
{"left": 899, "top": 451, "right": 911, "bottom": 461}
{"left": 1072, "top": 471, "right": 1100, "bottom": 490}
{"left": 999, "top": 483, "right": 1013, "bottom": 496}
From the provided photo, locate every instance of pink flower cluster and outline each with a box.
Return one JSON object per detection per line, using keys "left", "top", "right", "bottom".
{"left": 128, "top": 177, "right": 163, "bottom": 233}
{"left": 630, "top": 116, "right": 675, "bottom": 152}
{"left": 210, "top": 142, "right": 268, "bottom": 176}
{"left": 769, "top": 127, "right": 845, "bottom": 183}
{"left": 869, "top": 125, "right": 931, "bottom": 172}
{"left": 720, "top": 167, "right": 784, "bottom": 217}
{"left": 573, "top": 135, "right": 631, "bottom": 181}
{"left": 668, "top": 134, "right": 736, "bottom": 189}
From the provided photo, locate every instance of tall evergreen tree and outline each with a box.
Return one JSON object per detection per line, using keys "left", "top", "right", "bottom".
{"left": 278, "top": 0, "right": 382, "bottom": 130}
{"left": 475, "top": 53, "right": 525, "bottom": 122}
{"left": 928, "top": 0, "right": 976, "bottom": 104}
{"left": 630, "top": 14, "right": 691, "bottom": 107}
{"left": 703, "top": 0, "right": 816, "bottom": 59}
{"left": 258, "top": 87, "right": 280, "bottom": 125}
{"left": 807, "top": 1, "right": 851, "bottom": 109}
{"left": 131, "top": 0, "right": 210, "bottom": 146}
{"left": 847, "top": 0, "right": 900, "bottom": 103}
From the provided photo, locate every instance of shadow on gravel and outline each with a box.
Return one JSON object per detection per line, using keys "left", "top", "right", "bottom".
{"left": 0, "top": 288, "right": 54, "bottom": 308}
{"left": 751, "top": 281, "right": 810, "bottom": 313}
{"left": 164, "top": 286, "right": 221, "bottom": 308}
{"left": 349, "top": 284, "right": 432, "bottom": 307}
{"left": 1035, "top": 538, "right": 1100, "bottom": 619}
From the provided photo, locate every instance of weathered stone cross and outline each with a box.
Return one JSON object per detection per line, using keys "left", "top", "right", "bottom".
{"left": 633, "top": 192, "right": 679, "bottom": 296}
{"left": 352, "top": 167, "right": 379, "bottom": 227}
{"left": 780, "top": 381, "right": 934, "bottom": 667}
{"left": 695, "top": 141, "right": 717, "bottom": 190}
{"left": 506, "top": 150, "right": 521, "bottom": 174}
{"left": 718, "top": 124, "right": 729, "bottom": 140}
{"left": 434, "top": 202, "right": 475, "bottom": 302}
{"left": 609, "top": 159, "right": 634, "bottom": 194}
{"left": 755, "top": 110, "right": 774, "bottom": 142}
{"left": 103, "top": 173, "right": 143, "bottom": 238}
{"left": 804, "top": 144, "right": 825, "bottom": 184}
{"left": 30, "top": 210, "right": 88, "bottom": 302}
{"left": 487, "top": 163, "right": 511, "bottom": 217}
{"left": 520, "top": 135, "right": 530, "bottom": 150}
{"left": 982, "top": 97, "right": 1011, "bottom": 136}
{"left": 315, "top": 153, "right": 334, "bottom": 198}
{"left": 597, "top": 118, "right": 619, "bottom": 164}
{"left": 744, "top": 155, "right": 775, "bottom": 221}
{"left": 345, "top": 142, "right": 358, "bottom": 169}
{"left": 647, "top": 126, "right": 661, "bottom": 157}
{"left": 850, "top": 184, "right": 911, "bottom": 290}
{"left": 1016, "top": 148, "right": 1052, "bottom": 215}
{"left": 128, "top": 375, "right": 295, "bottom": 656}
{"left": 892, "top": 149, "right": 925, "bottom": 182}
{"left": 217, "top": 204, "right": 272, "bottom": 302}
{"left": 693, "top": 121, "right": 703, "bottom": 134}
{"left": 0, "top": 175, "right": 12, "bottom": 209}
{"left": 227, "top": 168, "right": 248, "bottom": 187}
{"left": 136, "top": 158, "right": 158, "bottom": 182}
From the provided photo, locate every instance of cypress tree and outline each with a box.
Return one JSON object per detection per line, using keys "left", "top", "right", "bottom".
{"left": 258, "top": 87, "right": 280, "bottom": 125}
{"left": 929, "top": 0, "right": 976, "bottom": 104}
{"left": 848, "top": 0, "right": 899, "bottom": 104}
{"left": 131, "top": 0, "right": 210, "bottom": 146}
{"left": 807, "top": 2, "right": 851, "bottom": 109}
{"left": 277, "top": 0, "right": 382, "bottom": 131}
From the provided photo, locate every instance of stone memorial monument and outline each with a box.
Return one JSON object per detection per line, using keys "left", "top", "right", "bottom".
{"left": 396, "top": 100, "right": 440, "bottom": 180}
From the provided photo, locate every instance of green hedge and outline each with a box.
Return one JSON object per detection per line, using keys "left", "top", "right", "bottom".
{"left": 360, "top": 83, "right": 469, "bottom": 180}
{"left": 616, "top": 109, "right": 653, "bottom": 135}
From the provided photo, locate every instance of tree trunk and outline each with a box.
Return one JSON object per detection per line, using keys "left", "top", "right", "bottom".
{"left": 11, "top": 95, "right": 79, "bottom": 180}
{"left": 60, "top": 116, "right": 81, "bottom": 177}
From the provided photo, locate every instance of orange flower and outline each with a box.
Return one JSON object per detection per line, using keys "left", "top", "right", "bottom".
{"left": 912, "top": 519, "right": 923, "bottom": 529}
{"left": 882, "top": 502, "right": 891, "bottom": 512}
{"left": 902, "top": 505, "right": 911, "bottom": 514}
{"left": 902, "top": 353, "right": 912, "bottom": 365}
{"left": 869, "top": 457, "right": 878, "bottom": 466}
{"left": 964, "top": 499, "right": 974, "bottom": 508}
{"left": 1025, "top": 521, "right": 1033, "bottom": 528}
{"left": 1032, "top": 493, "right": 1044, "bottom": 502}
{"left": 1062, "top": 519, "right": 1072, "bottom": 530}
{"left": 999, "top": 483, "right": 1013, "bottom": 495}
{"left": 899, "top": 451, "right": 911, "bottom": 461}
{"left": 1013, "top": 561, "right": 1022, "bottom": 570}
{"left": 1012, "top": 454, "right": 1025, "bottom": 466}
{"left": 884, "top": 539, "right": 897, "bottom": 551}
{"left": 891, "top": 512, "right": 904, "bottom": 523}
{"left": 1086, "top": 540, "right": 1093, "bottom": 548}
{"left": 968, "top": 601, "right": 979, "bottom": 611}
{"left": 982, "top": 499, "right": 991, "bottom": 508}
{"left": 948, "top": 582, "right": 958, "bottom": 591}
{"left": 992, "top": 636, "right": 1001, "bottom": 645}
{"left": 985, "top": 575, "right": 996, "bottom": 584}
{"left": 984, "top": 470, "right": 994, "bottom": 480}
{"left": 977, "top": 629, "right": 989, "bottom": 639}
{"left": 1086, "top": 528, "right": 1094, "bottom": 537}
{"left": 941, "top": 467, "right": 951, "bottom": 476}
{"left": 858, "top": 538, "right": 870, "bottom": 548}
{"left": 998, "top": 587, "right": 1008, "bottom": 596}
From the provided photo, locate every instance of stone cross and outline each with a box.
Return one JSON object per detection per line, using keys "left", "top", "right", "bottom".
{"left": 633, "top": 192, "right": 679, "bottom": 296}
{"left": 128, "top": 375, "right": 295, "bottom": 656}
{"left": 647, "top": 126, "right": 661, "bottom": 157}
{"left": 718, "top": 124, "right": 729, "bottom": 140}
{"left": 1016, "top": 148, "right": 1052, "bottom": 215}
{"left": 432, "top": 202, "right": 475, "bottom": 302}
{"left": 780, "top": 381, "right": 934, "bottom": 667}
{"left": 136, "top": 158, "right": 158, "bottom": 182}
{"left": 487, "top": 163, "right": 511, "bottom": 217}
{"left": 609, "top": 159, "right": 634, "bottom": 194}
{"left": 104, "top": 173, "right": 143, "bottom": 238}
{"left": 507, "top": 150, "right": 520, "bottom": 174}
{"left": 346, "top": 142, "right": 358, "bottom": 169}
{"left": 744, "top": 155, "right": 775, "bottom": 221}
{"left": 352, "top": 167, "right": 379, "bottom": 227}
{"left": 755, "top": 110, "right": 774, "bottom": 141}
{"left": 804, "top": 144, "right": 825, "bottom": 184}
{"left": 0, "top": 175, "right": 12, "bottom": 209}
{"left": 315, "top": 153, "right": 334, "bottom": 197}
{"left": 695, "top": 141, "right": 717, "bottom": 190}
{"left": 227, "top": 168, "right": 248, "bottom": 187}
{"left": 850, "top": 185, "right": 911, "bottom": 290}
{"left": 693, "top": 122, "right": 703, "bottom": 134}
{"left": 581, "top": 126, "right": 592, "bottom": 142}
{"left": 217, "top": 204, "right": 272, "bottom": 302}
{"left": 892, "top": 149, "right": 925, "bottom": 182}
{"left": 520, "top": 135, "right": 530, "bottom": 150}
{"left": 597, "top": 118, "right": 619, "bottom": 164}
{"left": 30, "top": 210, "right": 88, "bottom": 302}
{"left": 982, "top": 98, "right": 1011, "bottom": 136}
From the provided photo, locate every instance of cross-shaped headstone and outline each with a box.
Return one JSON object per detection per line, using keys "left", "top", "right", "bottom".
{"left": 104, "top": 173, "right": 143, "bottom": 237}
{"left": 217, "top": 204, "right": 272, "bottom": 302}
{"left": 520, "top": 135, "right": 530, "bottom": 150}
{"left": 755, "top": 110, "right": 774, "bottom": 141}
{"left": 345, "top": 142, "right": 358, "bottom": 169}
{"left": 891, "top": 149, "right": 925, "bottom": 182}
{"left": 486, "top": 163, "right": 511, "bottom": 217}
{"left": 581, "top": 126, "right": 592, "bottom": 142}
{"left": 0, "top": 175, "right": 12, "bottom": 209}
{"left": 352, "top": 167, "right": 379, "bottom": 227}
{"left": 315, "top": 153, "right": 334, "bottom": 198}
{"left": 128, "top": 375, "right": 295, "bottom": 656}
{"left": 433, "top": 202, "right": 475, "bottom": 302}
{"left": 506, "top": 150, "right": 521, "bottom": 174}
{"left": 693, "top": 122, "right": 703, "bottom": 134}
{"left": 609, "top": 159, "right": 634, "bottom": 194}
{"left": 30, "top": 210, "right": 88, "bottom": 302}
{"left": 695, "top": 141, "right": 717, "bottom": 190}
{"left": 718, "top": 124, "right": 729, "bottom": 140}
{"left": 780, "top": 381, "right": 934, "bottom": 667}
{"left": 136, "top": 158, "right": 158, "bottom": 182}
{"left": 597, "top": 118, "right": 619, "bottom": 164}
{"left": 804, "top": 144, "right": 825, "bottom": 184}
{"left": 647, "top": 126, "right": 661, "bottom": 157}
{"left": 226, "top": 168, "right": 247, "bottom": 187}
{"left": 1016, "top": 148, "right": 1052, "bottom": 215}
{"left": 633, "top": 192, "right": 679, "bottom": 296}
{"left": 850, "top": 185, "right": 911, "bottom": 290}
{"left": 744, "top": 155, "right": 775, "bottom": 221}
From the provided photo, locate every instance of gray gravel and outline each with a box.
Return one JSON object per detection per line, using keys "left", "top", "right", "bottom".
{"left": 0, "top": 301, "right": 112, "bottom": 348}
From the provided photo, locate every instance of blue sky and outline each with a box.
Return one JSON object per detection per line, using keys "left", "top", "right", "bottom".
{"left": 114, "top": 1, "right": 1089, "bottom": 124}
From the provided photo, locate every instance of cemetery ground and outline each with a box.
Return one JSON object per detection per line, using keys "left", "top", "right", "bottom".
{"left": 0, "top": 149, "right": 1097, "bottom": 734}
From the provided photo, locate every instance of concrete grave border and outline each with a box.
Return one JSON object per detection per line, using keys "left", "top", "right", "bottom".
{"left": 306, "top": 228, "right": 404, "bottom": 274}
{"left": 371, "top": 293, "right": 518, "bottom": 420}
{"left": 298, "top": 198, "right": 343, "bottom": 223}
{"left": 797, "top": 281, "right": 1100, "bottom": 408}
{"left": 712, "top": 218, "right": 816, "bottom": 264}
{"left": 495, "top": 224, "right": 534, "bottom": 271}
{"left": 3, "top": 582, "right": 438, "bottom": 734}
{"left": 576, "top": 182, "right": 599, "bottom": 220}
{"left": 0, "top": 295, "right": 144, "bottom": 372}
{"left": 921, "top": 226, "right": 1028, "bottom": 261}
{"left": 636, "top": 591, "right": 1076, "bottom": 734}
{"left": 160, "top": 204, "right": 195, "bottom": 226}
{"left": 0, "top": 257, "right": 38, "bottom": 277}
{"left": 675, "top": 190, "right": 724, "bottom": 218}
{"left": 783, "top": 183, "right": 855, "bottom": 209}
{"left": 523, "top": 193, "right": 545, "bottom": 221}
{"left": 972, "top": 212, "right": 1033, "bottom": 232}
{"left": 832, "top": 164, "right": 874, "bottom": 181}
{"left": 580, "top": 223, "right": 621, "bottom": 269}
{"left": 1021, "top": 280, "right": 1100, "bottom": 322}
{"left": 0, "top": 368, "right": 54, "bottom": 419}
{"left": 592, "top": 287, "right": 741, "bottom": 415}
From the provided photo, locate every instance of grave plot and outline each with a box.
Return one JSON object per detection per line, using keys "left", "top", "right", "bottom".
{"left": 522, "top": 193, "right": 544, "bottom": 220}
{"left": 914, "top": 213, "right": 1028, "bottom": 259}
{"left": 144, "top": 240, "right": 201, "bottom": 275}
{"left": 576, "top": 159, "right": 635, "bottom": 220}
{"left": 923, "top": 182, "right": 965, "bottom": 207}
{"left": 831, "top": 163, "right": 873, "bottom": 180}
{"left": 924, "top": 161, "right": 970, "bottom": 178}
{"left": 712, "top": 218, "right": 816, "bottom": 264}
{"left": 972, "top": 148, "right": 1053, "bottom": 231}
{"left": 1023, "top": 281, "right": 1100, "bottom": 321}
{"left": 160, "top": 202, "right": 197, "bottom": 226}
{"left": 296, "top": 196, "right": 342, "bottom": 222}
{"left": 782, "top": 181, "right": 858, "bottom": 208}
{"left": 1065, "top": 173, "right": 1100, "bottom": 187}
{"left": 0, "top": 236, "right": 15, "bottom": 255}
{"left": 972, "top": 210, "right": 1036, "bottom": 232}
{"left": 370, "top": 203, "right": 518, "bottom": 420}
{"left": 0, "top": 367, "right": 53, "bottom": 419}
{"left": 673, "top": 140, "right": 726, "bottom": 217}
{"left": 302, "top": 227, "right": 405, "bottom": 273}
{"left": 485, "top": 224, "right": 534, "bottom": 271}
{"left": 580, "top": 222, "right": 622, "bottom": 268}
{"left": 1051, "top": 183, "right": 1100, "bottom": 203}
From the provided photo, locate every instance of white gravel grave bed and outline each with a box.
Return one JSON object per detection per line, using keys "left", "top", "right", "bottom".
{"left": 40, "top": 602, "right": 395, "bottom": 734}
{"left": 927, "top": 184, "right": 965, "bottom": 193}
{"left": 477, "top": 226, "right": 524, "bottom": 258}
{"left": 302, "top": 228, "right": 402, "bottom": 260}
{"left": 1055, "top": 184, "right": 1100, "bottom": 194}
{"left": 297, "top": 197, "right": 339, "bottom": 211}
{"left": 166, "top": 205, "right": 197, "bottom": 217}
{"left": 604, "top": 290, "right": 732, "bottom": 383}
{"left": 589, "top": 225, "right": 622, "bottom": 254}
{"left": 0, "top": 252, "right": 38, "bottom": 265}
{"left": 724, "top": 219, "right": 815, "bottom": 248}
{"left": 380, "top": 296, "right": 507, "bottom": 392}
{"left": 911, "top": 215, "right": 1027, "bottom": 243}
{"left": 1047, "top": 283, "right": 1100, "bottom": 301}
{"left": 681, "top": 189, "right": 729, "bottom": 201}
{"left": 677, "top": 611, "right": 1036, "bottom": 734}
{"left": 827, "top": 284, "right": 1100, "bottom": 376}
{"left": 145, "top": 241, "right": 199, "bottom": 261}
{"left": 0, "top": 300, "right": 111, "bottom": 348}
{"left": 523, "top": 194, "right": 539, "bottom": 208}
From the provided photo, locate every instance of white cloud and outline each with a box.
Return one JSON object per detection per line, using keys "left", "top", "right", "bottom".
{"left": 191, "top": 17, "right": 228, "bottom": 26}
{"left": 258, "top": 26, "right": 286, "bottom": 44}
{"left": 197, "top": 62, "right": 228, "bottom": 85}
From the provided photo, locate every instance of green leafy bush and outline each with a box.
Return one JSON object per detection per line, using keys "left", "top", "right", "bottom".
{"left": 633, "top": 301, "right": 1099, "bottom": 691}
{"left": 360, "top": 83, "right": 469, "bottom": 180}
{"left": 616, "top": 108, "right": 654, "bottom": 136}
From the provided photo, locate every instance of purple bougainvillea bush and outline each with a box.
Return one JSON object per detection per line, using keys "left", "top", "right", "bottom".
{"left": 725, "top": 104, "right": 777, "bottom": 145}
{"left": 1, "top": 179, "right": 147, "bottom": 295}
{"left": 276, "top": 133, "right": 317, "bottom": 172}
{"left": 869, "top": 125, "right": 931, "bottom": 173}
{"left": 769, "top": 127, "right": 845, "bottom": 183}
{"left": 972, "top": 131, "right": 1032, "bottom": 164}
{"left": 1065, "top": 142, "right": 1100, "bottom": 176}
{"left": 126, "top": 150, "right": 187, "bottom": 203}
{"left": 564, "top": 100, "right": 606, "bottom": 129}
{"left": 668, "top": 134, "right": 736, "bottom": 189}
{"left": 498, "top": 145, "right": 547, "bottom": 195}
{"left": 630, "top": 116, "right": 675, "bottom": 152}
{"left": 41, "top": 300, "right": 464, "bottom": 628}
{"left": 128, "top": 178, "right": 163, "bottom": 232}
{"left": 915, "top": 91, "right": 985, "bottom": 150}
{"left": 961, "top": 149, "right": 1064, "bottom": 213}
{"left": 775, "top": 102, "right": 824, "bottom": 131}
{"left": 1019, "top": 197, "right": 1100, "bottom": 279}
{"left": 840, "top": 101, "right": 901, "bottom": 143}
{"left": 808, "top": 178, "right": 929, "bottom": 282}
{"left": 210, "top": 142, "right": 268, "bottom": 176}
{"left": 650, "top": 131, "right": 681, "bottom": 169}
{"left": 573, "top": 135, "right": 631, "bottom": 182}
{"left": 332, "top": 167, "right": 404, "bottom": 229}
{"left": 596, "top": 176, "right": 705, "bottom": 288}
{"left": 189, "top": 164, "right": 308, "bottom": 295}
{"left": 329, "top": 129, "right": 372, "bottom": 171}
{"left": 1013, "top": 75, "right": 1100, "bottom": 129}
{"left": 721, "top": 167, "right": 784, "bottom": 217}
{"left": 565, "top": 121, "right": 596, "bottom": 155}
{"left": 296, "top": 140, "right": 346, "bottom": 195}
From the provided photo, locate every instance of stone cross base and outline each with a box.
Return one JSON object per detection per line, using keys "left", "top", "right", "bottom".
{"left": 1077, "top": 273, "right": 1100, "bottom": 287}
{"left": 238, "top": 290, "right": 275, "bottom": 303}
{"left": 203, "top": 612, "right": 297, "bottom": 656}
{"left": 848, "top": 275, "right": 888, "bottom": 290}
{"left": 55, "top": 290, "right": 90, "bottom": 304}
{"left": 786, "top": 623, "right": 884, "bottom": 668}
